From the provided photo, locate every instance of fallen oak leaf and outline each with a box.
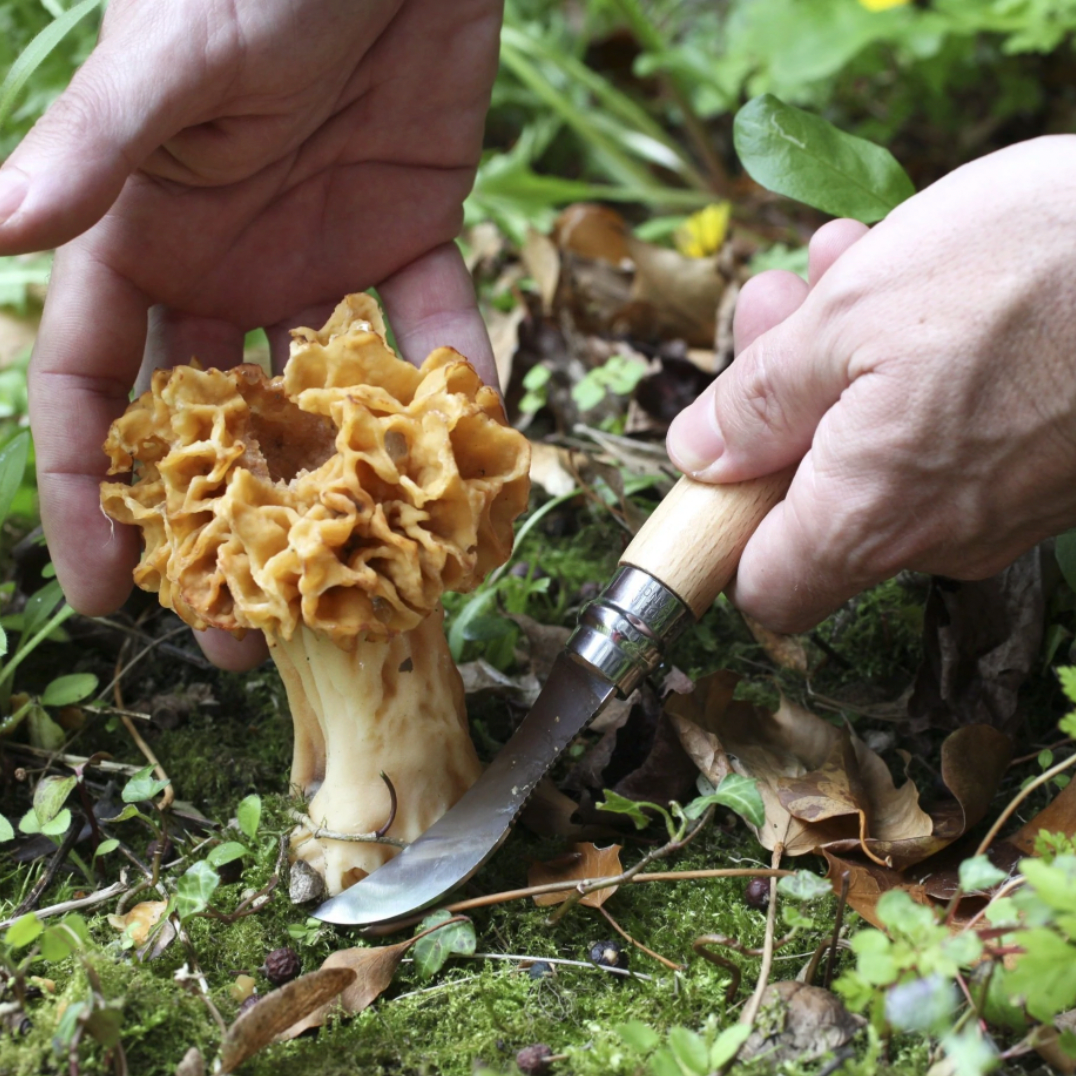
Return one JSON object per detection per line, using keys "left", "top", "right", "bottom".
{"left": 528, "top": 843, "right": 623, "bottom": 908}
{"left": 107, "top": 901, "right": 168, "bottom": 947}
{"left": 219, "top": 966, "right": 356, "bottom": 1072}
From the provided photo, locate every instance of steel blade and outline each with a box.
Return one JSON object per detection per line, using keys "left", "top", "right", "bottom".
{"left": 313, "top": 652, "right": 615, "bottom": 926}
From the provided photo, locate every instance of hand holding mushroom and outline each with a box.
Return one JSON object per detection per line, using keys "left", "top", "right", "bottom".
{"left": 101, "top": 295, "right": 530, "bottom": 894}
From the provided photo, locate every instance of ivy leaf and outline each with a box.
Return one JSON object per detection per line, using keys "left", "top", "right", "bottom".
{"left": 101, "top": 804, "right": 142, "bottom": 824}
{"left": 0, "top": 814, "right": 13, "bottom": 843}
{"left": 667, "top": 1027, "right": 709, "bottom": 1075}
{"left": 709, "top": 1024, "right": 751, "bottom": 1069}
{"left": 4, "top": 912, "right": 42, "bottom": 949}
{"left": 594, "top": 790, "right": 654, "bottom": 830}
{"left": 19, "top": 806, "right": 71, "bottom": 837}
{"left": 683, "top": 773, "right": 765, "bottom": 828}
{"left": 173, "top": 861, "right": 220, "bottom": 920}
{"left": 617, "top": 1021, "right": 660, "bottom": 1052}
{"left": 236, "top": 794, "right": 262, "bottom": 841}
{"left": 121, "top": 765, "right": 170, "bottom": 804}
{"left": 93, "top": 838, "right": 120, "bottom": 861}
{"left": 411, "top": 911, "right": 476, "bottom": 979}
{"left": 33, "top": 774, "right": 77, "bottom": 825}
{"left": 207, "top": 842, "right": 248, "bottom": 868}
{"left": 959, "top": 855, "right": 1007, "bottom": 894}
{"left": 734, "top": 94, "right": 915, "bottom": 223}
{"left": 40, "top": 673, "right": 98, "bottom": 707}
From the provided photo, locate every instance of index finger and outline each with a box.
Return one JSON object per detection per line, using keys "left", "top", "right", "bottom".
{"left": 28, "top": 241, "right": 149, "bottom": 615}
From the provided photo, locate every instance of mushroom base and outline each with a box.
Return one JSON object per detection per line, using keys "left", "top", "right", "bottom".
{"left": 270, "top": 607, "right": 482, "bottom": 895}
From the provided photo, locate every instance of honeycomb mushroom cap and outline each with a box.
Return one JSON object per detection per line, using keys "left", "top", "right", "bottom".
{"left": 101, "top": 295, "right": 531, "bottom": 646}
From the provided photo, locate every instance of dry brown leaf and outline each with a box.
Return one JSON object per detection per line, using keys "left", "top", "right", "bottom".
{"left": 107, "top": 901, "right": 167, "bottom": 946}
{"left": 219, "top": 966, "right": 356, "bottom": 1072}
{"left": 1011, "top": 774, "right": 1076, "bottom": 853}
{"left": 528, "top": 842, "right": 623, "bottom": 908}
{"left": 822, "top": 849, "right": 935, "bottom": 929}
{"left": 740, "top": 982, "right": 865, "bottom": 1064}
{"left": 457, "top": 659, "right": 541, "bottom": 707}
{"left": 553, "top": 203, "right": 631, "bottom": 264}
{"left": 528, "top": 442, "right": 576, "bottom": 498}
{"left": 742, "top": 613, "right": 809, "bottom": 674}
{"left": 276, "top": 943, "right": 412, "bottom": 1042}
{"left": 519, "top": 779, "right": 624, "bottom": 842}
{"left": 668, "top": 671, "right": 1010, "bottom": 869}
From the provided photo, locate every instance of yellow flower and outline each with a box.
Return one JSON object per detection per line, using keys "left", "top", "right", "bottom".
{"left": 674, "top": 202, "right": 731, "bottom": 259}
{"left": 858, "top": 0, "right": 910, "bottom": 10}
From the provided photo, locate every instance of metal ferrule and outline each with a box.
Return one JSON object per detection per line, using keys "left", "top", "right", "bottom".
{"left": 567, "top": 566, "right": 693, "bottom": 696}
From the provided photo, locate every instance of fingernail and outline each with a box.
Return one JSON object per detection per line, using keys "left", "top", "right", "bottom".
{"left": 0, "top": 168, "right": 29, "bottom": 224}
{"left": 667, "top": 399, "right": 724, "bottom": 475}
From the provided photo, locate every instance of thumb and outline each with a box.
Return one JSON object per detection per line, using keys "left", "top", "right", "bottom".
{"left": 0, "top": 27, "right": 193, "bottom": 253}
{"left": 666, "top": 300, "right": 849, "bottom": 483}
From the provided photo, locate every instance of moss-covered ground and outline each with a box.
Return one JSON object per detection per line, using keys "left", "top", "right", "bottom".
{"left": 0, "top": 502, "right": 1065, "bottom": 1075}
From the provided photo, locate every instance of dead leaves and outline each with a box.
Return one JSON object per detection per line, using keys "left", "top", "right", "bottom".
{"left": 668, "top": 670, "right": 1014, "bottom": 924}
{"left": 528, "top": 843, "right": 623, "bottom": 908}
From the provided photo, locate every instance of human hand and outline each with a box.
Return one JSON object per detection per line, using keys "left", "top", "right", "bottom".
{"left": 667, "top": 136, "right": 1076, "bottom": 633}
{"left": 0, "top": 0, "right": 502, "bottom": 668}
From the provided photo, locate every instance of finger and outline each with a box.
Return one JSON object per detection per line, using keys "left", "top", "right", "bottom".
{"left": 733, "top": 269, "right": 810, "bottom": 356}
{"left": 668, "top": 270, "right": 809, "bottom": 476}
{"left": 137, "top": 308, "right": 246, "bottom": 393}
{"left": 29, "top": 245, "right": 149, "bottom": 615}
{"left": 195, "top": 628, "right": 270, "bottom": 672}
{"left": 808, "top": 219, "right": 870, "bottom": 287}
{"left": 0, "top": 20, "right": 195, "bottom": 253}
{"left": 378, "top": 242, "right": 498, "bottom": 388}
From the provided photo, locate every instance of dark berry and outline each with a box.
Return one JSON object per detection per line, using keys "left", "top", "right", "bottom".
{"left": 263, "top": 947, "right": 302, "bottom": 986}
{"left": 588, "top": 940, "right": 628, "bottom": 970}
{"left": 237, "top": 994, "right": 260, "bottom": 1017}
{"left": 744, "top": 878, "right": 771, "bottom": 909}
{"left": 527, "top": 961, "right": 554, "bottom": 980}
{"left": 516, "top": 1043, "right": 555, "bottom": 1076}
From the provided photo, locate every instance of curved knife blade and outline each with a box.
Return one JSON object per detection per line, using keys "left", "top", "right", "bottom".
{"left": 313, "top": 652, "right": 615, "bottom": 926}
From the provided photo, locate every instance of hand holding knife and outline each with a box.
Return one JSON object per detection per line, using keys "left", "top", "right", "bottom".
{"left": 314, "top": 469, "right": 792, "bottom": 927}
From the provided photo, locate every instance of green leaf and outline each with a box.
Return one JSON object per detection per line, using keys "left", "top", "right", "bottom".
{"left": 1059, "top": 666, "right": 1076, "bottom": 709}
{"left": 92, "top": 838, "right": 119, "bottom": 861}
{"left": 85, "top": 1005, "right": 123, "bottom": 1048}
{"left": 4, "top": 912, "right": 42, "bottom": 949}
{"left": 173, "top": 861, "right": 220, "bottom": 920}
{"left": 778, "top": 870, "right": 832, "bottom": 902}
{"left": 53, "top": 1000, "right": 86, "bottom": 1048}
{"left": 121, "top": 764, "right": 170, "bottom": 804}
{"left": 236, "top": 794, "right": 262, "bottom": 841}
{"left": 101, "top": 804, "right": 141, "bottom": 824}
{"left": 1006, "top": 927, "right": 1076, "bottom": 1021}
{"left": 27, "top": 704, "right": 65, "bottom": 752}
{"left": 412, "top": 910, "right": 476, "bottom": 979}
{"left": 0, "top": 0, "right": 104, "bottom": 130}
{"left": 733, "top": 94, "right": 915, "bottom": 224}
{"left": 649, "top": 1047, "right": 686, "bottom": 1076}
{"left": 0, "top": 814, "right": 13, "bottom": 843}
{"left": 667, "top": 1027, "right": 709, "bottom": 1075}
{"left": 683, "top": 773, "right": 766, "bottom": 828}
{"left": 20, "top": 806, "right": 71, "bottom": 837}
{"left": 1058, "top": 529, "right": 1076, "bottom": 593}
{"left": 207, "top": 841, "right": 248, "bottom": 868}
{"left": 959, "top": 855, "right": 1007, "bottom": 894}
{"left": 33, "top": 774, "right": 76, "bottom": 824}
{"left": 709, "top": 1024, "right": 751, "bottom": 1069}
{"left": 594, "top": 790, "right": 654, "bottom": 830}
{"left": 940, "top": 1025, "right": 1000, "bottom": 1076}
{"left": 41, "top": 673, "right": 98, "bottom": 707}
{"left": 617, "top": 1020, "right": 660, "bottom": 1052}
{"left": 20, "top": 579, "right": 65, "bottom": 647}
{"left": 0, "top": 432, "right": 29, "bottom": 530}
{"left": 40, "top": 923, "right": 76, "bottom": 963}
{"left": 571, "top": 375, "right": 607, "bottom": 412}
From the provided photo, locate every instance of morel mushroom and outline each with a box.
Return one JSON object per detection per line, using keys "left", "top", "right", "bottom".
{"left": 101, "top": 295, "right": 530, "bottom": 894}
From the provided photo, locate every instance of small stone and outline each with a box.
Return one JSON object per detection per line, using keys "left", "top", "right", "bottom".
{"left": 288, "top": 859, "right": 326, "bottom": 904}
{"left": 588, "top": 940, "right": 628, "bottom": 971}
{"left": 527, "top": 960, "right": 554, "bottom": 980}
{"left": 744, "top": 877, "right": 771, "bottom": 909}
{"left": 516, "top": 1043, "right": 555, "bottom": 1076}
{"left": 263, "top": 946, "right": 301, "bottom": 986}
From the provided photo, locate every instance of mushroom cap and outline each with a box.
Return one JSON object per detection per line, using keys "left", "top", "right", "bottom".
{"left": 101, "top": 295, "right": 531, "bottom": 646}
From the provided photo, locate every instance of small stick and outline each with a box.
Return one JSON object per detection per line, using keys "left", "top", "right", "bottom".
{"left": 739, "top": 843, "right": 784, "bottom": 1029}
{"left": 5, "top": 744, "right": 145, "bottom": 776}
{"left": 692, "top": 937, "right": 742, "bottom": 1004}
{"left": 823, "top": 871, "right": 850, "bottom": 990}
{"left": 975, "top": 751, "right": 1076, "bottom": 857}
{"left": 457, "top": 952, "right": 651, "bottom": 981}
{"left": 0, "top": 879, "right": 127, "bottom": 930}
{"left": 13, "top": 819, "right": 82, "bottom": 916}
{"left": 598, "top": 905, "right": 684, "bottom": 971}
{"left": 288, "top": 809, "right": 407, "bottom": 848}
{"left": 111, "top": 647, "right": 174, "bottom": 810}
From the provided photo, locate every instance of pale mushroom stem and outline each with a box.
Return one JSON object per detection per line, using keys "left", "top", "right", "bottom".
{"left": 269, "top": 605, "right": 482, "bottom": 895}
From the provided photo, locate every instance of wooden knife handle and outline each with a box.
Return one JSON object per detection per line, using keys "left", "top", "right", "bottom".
{"left": 619, "top": 469, "right": 794, "bottom": 618}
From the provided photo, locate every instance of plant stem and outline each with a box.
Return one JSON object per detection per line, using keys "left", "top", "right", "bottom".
{"left": 975, "top": 751, "right": 1076, "bottom": 856}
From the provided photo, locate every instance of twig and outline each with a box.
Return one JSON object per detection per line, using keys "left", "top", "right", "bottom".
{"left": 288, "top": 809, "right": 408, "bottom": 849}
{"left": 111, "top": 643, "right": 174, "bottom": 811}
{"left": 823, "top": 871, "right": 850, "bottom": 990}
{"left": 13, "top": 819, "right": 82, "bottom": 916}
{"left": 457, "top": 952, "right": 652, "bottom": 982}
{"left": 692, "top": 937, "right": 741, "bottom": 1004}
{"left": 975, "top": 751, "right": 1076, "bottom": 857}
{"left": 739, "top": 842, "right": 784, "bottom": 1028}
{"left": 4, "top": 744, "right": 145, "bottom": 776}
{"left": 547, "top": 806, "right": 715, "bottom": 924}
{"left": 362, "top": 867, "right": 793, "bottom": 935}
{"left": 98, "top": 623, "right": 188, "bottom": 703}
{"left": 0, "top": 879, "right": 127, "bottom": 929}
{"left": 392, "top": 974, "right": 483, "bottom": 1002}
{"left": 598, "top": 905, "right": 684, "bottom": 971}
